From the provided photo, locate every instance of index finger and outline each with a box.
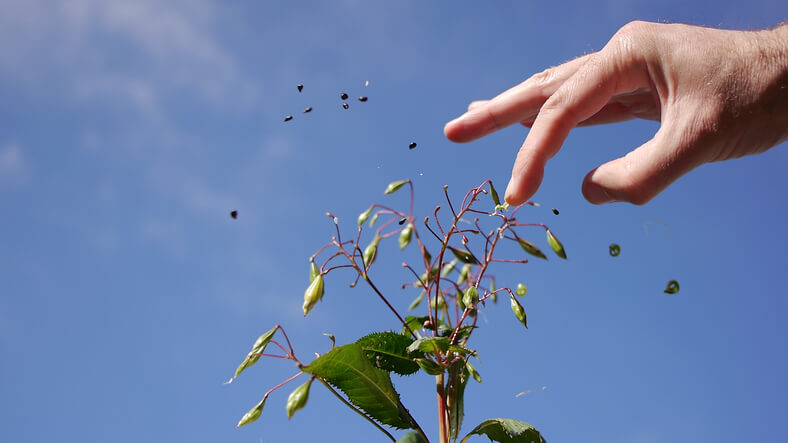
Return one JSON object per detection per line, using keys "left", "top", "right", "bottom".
{"left": 444, "top": 55, "right": 591, "bottom": 143}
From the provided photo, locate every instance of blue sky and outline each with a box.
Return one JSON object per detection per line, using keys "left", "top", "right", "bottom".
{"left": 1, "top": 1, "right": 787, "bottom": 442}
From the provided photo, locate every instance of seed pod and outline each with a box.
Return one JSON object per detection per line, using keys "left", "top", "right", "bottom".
{"left": 358, "top": 205, "right": 373, "bottom": 226}
{"left": 448, "top": 246, "right": 479, "bottom": 264}
{"left": 609, "top": 243, "right": 621, "bottom": 257}
{"left": 409, "top": 142, "right": 417, "bottom": 150}
{"left": 358, "top": 96, "right": 368, "bottom": 102}
{"left": 408, "top": 293, "right": 424, "bottom": 311}
{"left": 236, "top": 397, "right": 266, "bottom": 428}
{"left": 399, "top": 226, "right": 412, "bottom": 250}
{"left": 303, "top": 107, "right": 312, "bottom": 113}
{"left": 429, "top": 294, "right": 446, "bottom": 310}
{"left": 340, "top": 92, "right": 348, "bottom": 100}
{"left": 415, "top": 358, "right": 444, "bottom": 376}
{"left": 285, "top": 379, "right": 313, "bottom": 419}
{"left": 302, "top": 274, "right": 324, "bottom": 316}
{"left": 510, "top": 294, "right": 527, "bottom": 329}
{"left": 488, "top": 182, "right": 501, "bottom": 206}
{"left": 368, "top": 212, "right": 379, "bottom": 227}
{"left": 458, "top": 263, "right": 471, "bottom": 284}
{"left": 664, "top": 280, "right": 680, "bottom": 294}
{"left": 517, "top": 237, "right": 547, "bottom": 260}
{"left": 384, "top": 179, "right": 409, "bottom": 195}
{"left": 309, "top": 260, "right": 320, "bottom": 283}
{"left": 284, "top": 115, "right": 293, "bottom": 122}
{"left": 466, "top": 361, "right": 482, "bottom": 383}
{"left": 363, "top": 236, "right": 379, "bottom": 267}
{"left": 297, "top": 83, "right": 303, "bottom": 92}
{"left": 516, "top": 283, "right": 527, "bottom": 297}
{"left": 462, "top": 286, "right": 479, "bottom": 308}
{"left": 440, "top": 259, "right": 458, "bottom": 278}
{"left": 546, "top": 229, "right": 567, "bottom": 259}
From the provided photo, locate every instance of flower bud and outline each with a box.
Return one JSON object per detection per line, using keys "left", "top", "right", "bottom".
{"left": 302, "top": 274, "right": 324, "bottom": 316}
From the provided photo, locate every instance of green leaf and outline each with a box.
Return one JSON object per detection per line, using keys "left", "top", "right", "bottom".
{"left": 545, "top": 229, "right": 567, "bottom": 259}
{"left": 229, "top": 326, "right": 278, "bottom": 382}
{"left": 516, "top": 237, "right": 547, "bottom": 260}
{"left": 302, "top": 274, "right": 325, "bottom": 316}
{"left": 415, "top": 358, "right": 444, "bottom": 376}
{"left": 399, "top": 226, "right": 412, "bottom": 250}
{"left": 302, "top": 344, "right": 414, "bottom": 429}
{"left": 356, "top": 332, "right": 422, "bottom": 376}
{"left": 449, "top": 246, "right": 480, "bottom": 264}
{"left": 309, "top": 260, "right": 320, "bottom": 283}
{"left": 448, "top": 345, "right": 477, "bottom": 357}
{"left": 408, "top": 293, "right": 424, "bottom": 311}
{"left": 236, "top": 397, "right": 266, "bottom": 428}
{"left": 358, "top": 205, "right": 373, "bottom": 226}
{"left": 664, "top": 280, "right": 680, "bottom": 294}
{"left": 449, "top": 363, "right": 469, "bottom": 440}
{"left": 466, "top": 361, "right": 482, "bottom": 383}
{"left": 510, "top": 294, "right": 527, "bottom": 329}
{"left": 286, "top": 378, "right": 312, "bottom": 419}
{"left": 460, "top": 418, "right": 546, "bottom": 443}
{"left": 515, "top": 283, "right": 527, "bottom": 297}
{"left": 609, "top": 243, "right": 621, "bottom": 257}
{"left": 384, "top": 180, "right": 409, "bottom": 195}
{"left": 396, "top": 431, "right": 428, "bottom": 443}
{"left": 407, "top": 336, "right": 450, "bottom": 354}
{"left": 489, "top": 182, "right": 501, "bottom": 206}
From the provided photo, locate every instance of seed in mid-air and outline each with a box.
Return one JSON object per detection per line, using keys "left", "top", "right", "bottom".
{"left": 284, "top": 115, "right": 293, "bottom": 122}
{"left": 552, "top": 208, "right": 559, "bottom": 215}
{"left": 358, "top": 96, "right": 368, "bottom": 102}
{"left": 303, "top": 107, "right": 312, "bottom": 113}
{"left": 230, "top": 210, "right": 238, "bottom": 219}
{"left": 409, "top": 142, "right": 417, "bottom": 150}
{"left": 340, "top": 92, "right": 348, "bottom": 100}
{"left": 342, "top": 103, "right": 349, "bottom": 109}
{"left": 398, "top": 217, "right": 407, "bottom": 225}
{"left": 297, "top": 84, "right": 303, "bottom": 92}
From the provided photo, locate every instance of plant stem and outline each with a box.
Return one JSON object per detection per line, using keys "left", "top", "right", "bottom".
{"left": 317, "top": 377, "right": 396, "bottom": 442}
{"left": 437, "top": 373, "right": 449, "bottom": 443}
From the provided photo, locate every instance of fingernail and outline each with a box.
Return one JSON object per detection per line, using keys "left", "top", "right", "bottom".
{"left": 584, "top": 184, "right": 615, "bottom": 205}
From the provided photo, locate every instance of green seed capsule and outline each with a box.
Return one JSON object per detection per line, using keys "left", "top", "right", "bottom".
{"left": 302, "top": 274, "right": 324, "bottom": 316}
{"left": 236, "top": 397, "right": 266, "bottom": 428}
{"left": 399, "top": 226, "right": 412, "bottom": 250}
{"left": 358, "top": 205, "right": 373, "bottom": 226}
{"left": 458, "top": 264, "right": 471, "bottom": 284}
{"left": 429, "top": 294, "right": 446, "bottom": 310}
{"left": 510, "top": 294, "right": 527, "bottom": 329}
{"left": 384, "top": 179, "right": 409, "bottom": 194}
{"left": 488, "top": 182, "right": 501, "bottom": 206}
{"left": 516, "top": 283, "right": 527, "bottom": 297}
{"left": 440, "top": 259, "right": 458, "bottom": 278}
{"left": 363, "top": 237, "right": 379, "bottom": 267}
{"left": 546, "top": 229, "right": 567, "bottom": 259}
{"left": 368, "top": 212, "right": 379, "bottom": 227}
{"left": 462, "top": 286, "right": 479, "bottom": 308}
{"left": 285, "top": 379, "right": 312, "bottom": 419}
{"left": 466, "top": 361, "right": 482, "bottom": 383}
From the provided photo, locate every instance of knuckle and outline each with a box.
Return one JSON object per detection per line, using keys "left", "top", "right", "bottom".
{"left": 528, "top": 67, "right": 555, "bottom": 86}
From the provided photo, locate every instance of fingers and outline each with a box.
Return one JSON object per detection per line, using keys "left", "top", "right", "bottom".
{"left": 444, "top": 55, "right": 591, "bottom": 143}
{"left": 504, "top": 47, "right": 651, "bottom": 205}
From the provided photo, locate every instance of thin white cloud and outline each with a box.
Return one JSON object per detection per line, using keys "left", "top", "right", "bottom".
{"left": 0, "top": 143, "right": 29, "bottom": 186}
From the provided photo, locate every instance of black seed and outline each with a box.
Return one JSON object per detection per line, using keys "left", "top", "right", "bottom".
{"left": 303, "top": 107, "right": 312, "bottom": 113}
{"left": 409, "top": 142, "right": 417, "bottom": 150}
{"left": 230, "top": 210, "right": 238, "bottom": 219}
{"left": 358, "top": 96, "right": 368, "bottom": 102}
{"left": 340, "top": 92, "right": 348, "bottom": 100}
{"left": 342, "top": 103, "right": 349, "bottom": 109}
{"left": 551, "top": 208, "right": 559, "bottom": 215}
{"left": 284, "top": 115, "right": 293, "bottom": 122}
{"left": 297, "top": 84, "right": 303, "bottom": 92}
{"left": 398, "top": 217, "right": 407, "bottom": 225}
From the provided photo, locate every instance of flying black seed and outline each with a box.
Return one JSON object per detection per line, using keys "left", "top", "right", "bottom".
{"left": 284, "top": 115, "right": 293, "bottom": 122}
{"left": 409, "top": 142, "right": 417, "bottom": 150}
{"left": 340, "top": 92, "right": 348, "bottom": 100}
{"left": 297, "top": 84, "right": 303, "bottom": 92}
{"left": 230, "top": 210, "right": 238, "bottom": 219}
{"left": 358, "top": 96, "right": 368, "bottom": 102}
{"left": 552, "top": 208, "right": 559, "bottom": 215}
{"left": 398, "top": 217, "right": 407, "bottom": 225}
{"left": 303, "top": 107, "right": 312, "bottom": 113}
{"left": 342, "top": 103, "right": 349, "bottom": 109}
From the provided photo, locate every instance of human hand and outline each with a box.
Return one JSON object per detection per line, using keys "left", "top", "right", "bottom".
{"left": 444, "top": 21, "right": 788, "bottom": 205}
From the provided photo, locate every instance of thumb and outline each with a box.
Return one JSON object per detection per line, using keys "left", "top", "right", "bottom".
{"left": 581, "top": 131, "right": 703, "bottom": 205}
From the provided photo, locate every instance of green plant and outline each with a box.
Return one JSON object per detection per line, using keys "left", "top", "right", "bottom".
{"left": 227, "top": 179, "right": 567, "bottom": 442}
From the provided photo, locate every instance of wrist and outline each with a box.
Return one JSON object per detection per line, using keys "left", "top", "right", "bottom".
{"left": 745, "top": 25, "right": 788, "bottom": 145}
